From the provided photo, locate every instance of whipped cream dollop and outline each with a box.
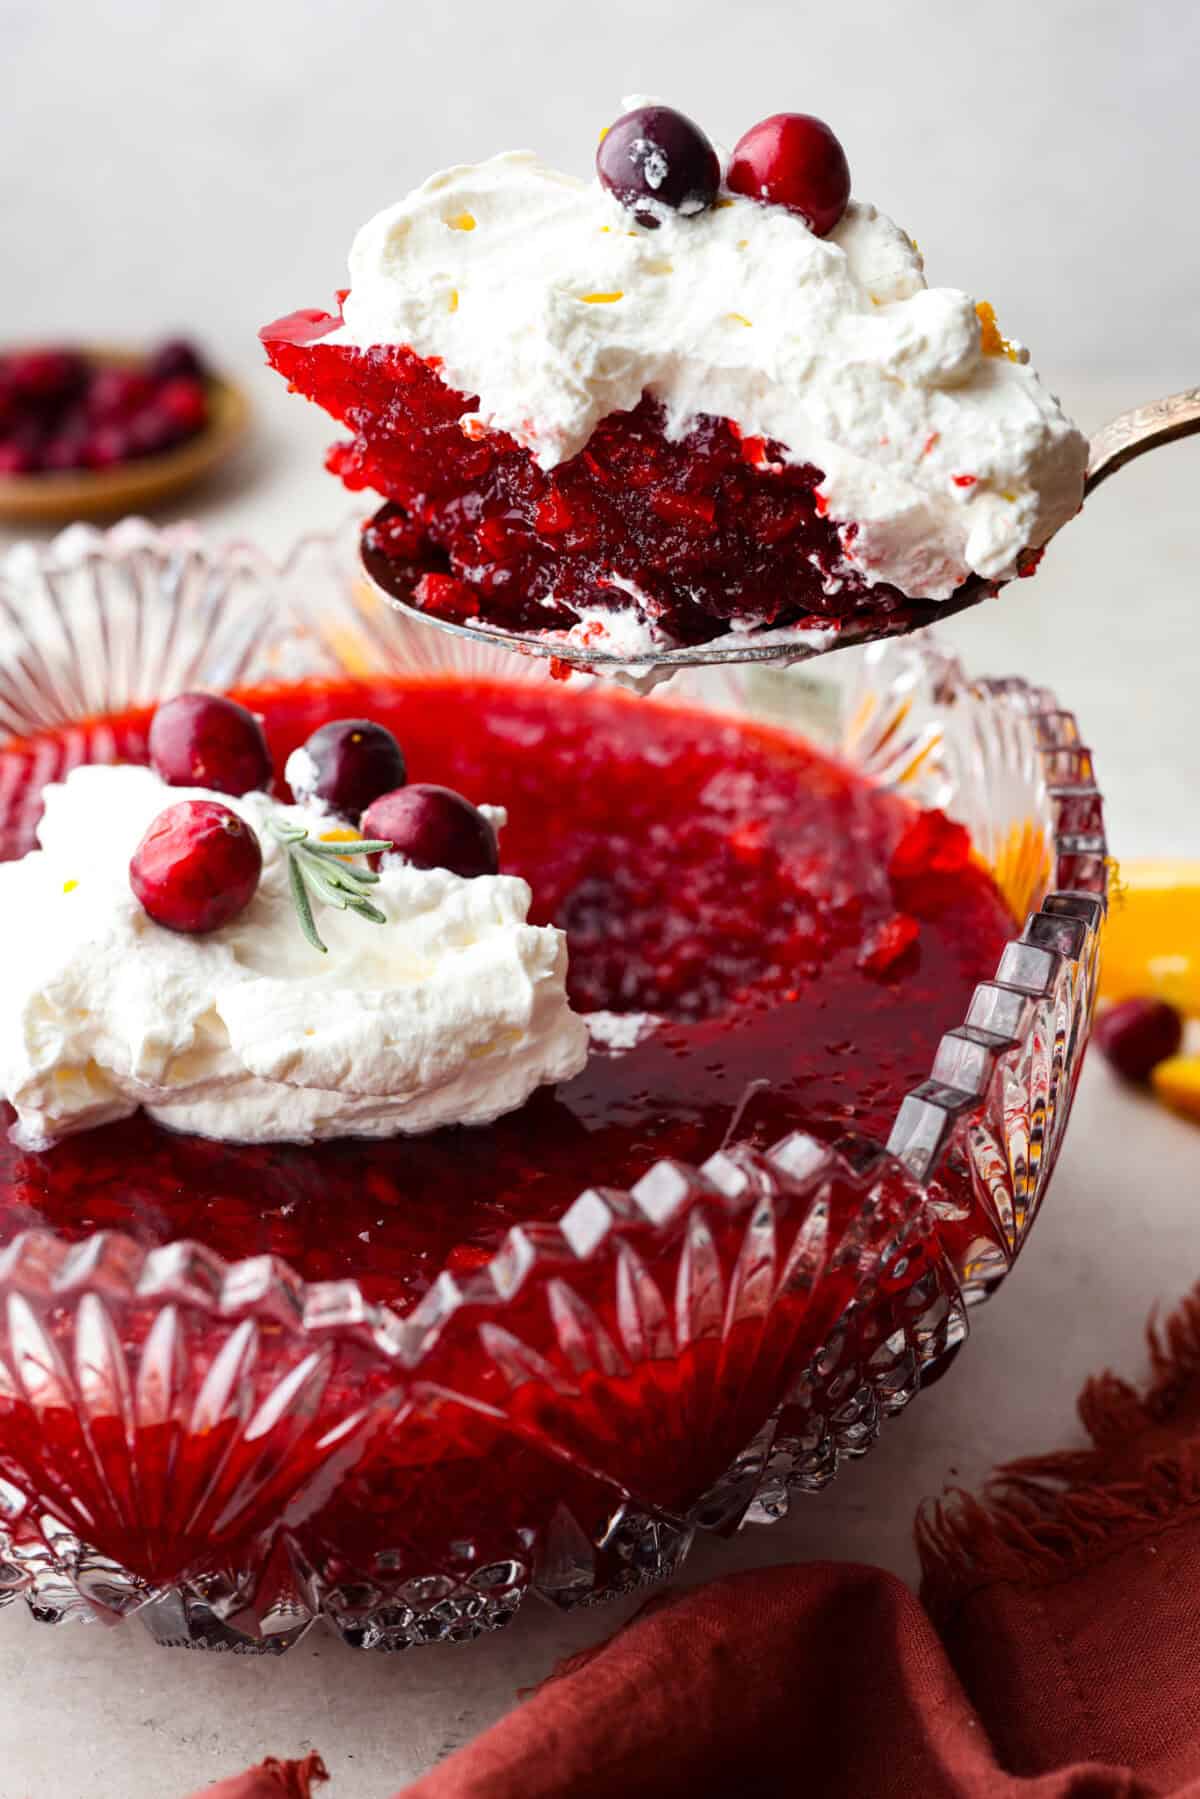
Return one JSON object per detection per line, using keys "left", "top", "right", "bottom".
{"left": 0, "top": 764, "right": 588, "bottom": 1149}
{"left": 329, "top": 114, "right": 1087, "bottom": 603}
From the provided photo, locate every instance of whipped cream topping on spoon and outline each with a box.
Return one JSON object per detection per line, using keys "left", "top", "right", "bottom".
{"left": 330, "top": 105, "right": 1088, "bottom": 607}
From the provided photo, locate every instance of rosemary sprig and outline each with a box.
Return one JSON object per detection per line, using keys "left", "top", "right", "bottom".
{"left": 269, "top": 818, "right": 394, "bottom": 954}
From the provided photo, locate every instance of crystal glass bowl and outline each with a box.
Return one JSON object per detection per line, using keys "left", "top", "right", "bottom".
{"left": 0, "top": 521, "right": 1107, "bottom": 1652}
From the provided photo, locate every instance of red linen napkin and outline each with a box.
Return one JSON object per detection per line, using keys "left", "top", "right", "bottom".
{"left": 192, "top": 1285, "right": 1200, "bottom": 1799}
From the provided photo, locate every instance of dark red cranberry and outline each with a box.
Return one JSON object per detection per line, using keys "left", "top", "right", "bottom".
{"left": 87, "top": 365, "right": 155, "bottom": 424}
{"left": 149, "top": 693, "right": 273, "bottom": 796}
{"left": 726, "top": 113, "right": 851, "bottom": 237}
{"left": 126, "top": 408, "right": 185, "bottom": 457}
{"left": 361, "top": 785, "right": 498, "bottom": 879}
{"left": 2, "top": 415, "right": 51, "bottom": 470}
{"left": 596, "top": 105, "right": 720, "bottom": 224}
{"left": 84, "top": 424, "right": 133, "bottom": 470}
{"left": 155, "top": 376, "right": 209, "bottom": 436}
{"left": 147, "top": 338, "right": 209, "bottom": 383}
{"left": 288, "top": 718, "right": 407, "bottom": 819}
{"left": 2, "top": 350, "right": 88, "bottom": 408}
{"left": 130, "top": 800, "right": 262, "bottom": 934}
{"left": 0, "top": 440, "right": 39, "bottom": 476}
{"left": 41, "top": 430, "right": 91, "bottom": 472}
{"left": 1094, "top": 998, "right": 1183, "bottom": 1084}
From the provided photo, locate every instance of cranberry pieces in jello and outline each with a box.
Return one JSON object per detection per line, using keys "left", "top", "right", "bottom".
{"left": 267, "top": 308, "right": 926, "bottom": 649}
{"left": 0, "top": 674, "right": 1017, "bottom": 1317}
{"left": 888, "top": 808, "right": 972, "bottom": 881}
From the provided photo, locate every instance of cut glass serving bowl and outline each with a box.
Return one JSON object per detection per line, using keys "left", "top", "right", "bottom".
{"left": 0, "top": 520, "right": 1107, "bottom": 1652}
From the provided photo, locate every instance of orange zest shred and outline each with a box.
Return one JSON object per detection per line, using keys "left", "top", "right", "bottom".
{"left": 975, "top": 301, "right": 1022, "bottom": 362}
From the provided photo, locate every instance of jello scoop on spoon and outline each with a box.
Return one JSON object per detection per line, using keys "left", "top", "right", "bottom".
{"left": 262, "top": 96, "right": 1196, "bottom": 678}
{"left": 359, "top": 384, "right": 1200, "bottom": 682}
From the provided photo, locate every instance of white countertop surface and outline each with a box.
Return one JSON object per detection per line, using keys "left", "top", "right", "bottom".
{"left": 0, "top": 370, "right": 1196, "bottom": 1798}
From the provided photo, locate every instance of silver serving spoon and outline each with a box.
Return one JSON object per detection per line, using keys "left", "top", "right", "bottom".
{"left": 360, "top": 386, "right": 1200, "bottom": 679}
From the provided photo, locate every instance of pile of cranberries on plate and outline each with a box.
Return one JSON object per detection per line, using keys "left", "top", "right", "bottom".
{"left": 263, "top": 99, "right": 1087, "bottom": 666}
{"left": 0, "top": 339, "right": 248, "bottom": 520}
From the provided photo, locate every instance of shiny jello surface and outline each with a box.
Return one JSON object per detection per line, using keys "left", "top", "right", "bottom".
{"left": 263, "top": 309, "right": 962, "bottom": 647}
{"left": 0, "top": 675, "right": 1015, "bottom": 1314}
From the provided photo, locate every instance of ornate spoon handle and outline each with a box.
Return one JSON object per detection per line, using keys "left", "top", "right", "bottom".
{"left": 1086, "top": 386, "right": 1200, "bottom": 495}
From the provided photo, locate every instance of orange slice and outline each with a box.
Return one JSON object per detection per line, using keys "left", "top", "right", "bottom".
{"left": 1100, "top": 860, "right": 1200, "bottom": 1017}
{"left": 1151, "top": 1054, "right": 1200, "bottom": 1122}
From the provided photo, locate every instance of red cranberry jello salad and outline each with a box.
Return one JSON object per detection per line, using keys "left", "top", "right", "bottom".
{"left": 262, "top": 98, "right": 1088, "bottom": 658}
{"left": 0, "top": 670, "right": 1015, "bottom": 1316}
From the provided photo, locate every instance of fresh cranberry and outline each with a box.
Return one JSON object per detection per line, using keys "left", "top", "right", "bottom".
{"left": 2, "top": 350, "right": 87, "bottom": 408}
{"left": 596, "top": 104, "right": 720, "bottom": 224}
{"left": 84, "top": 424, "right": 133, "bottom": 470}
{"left": 149, "top": 693, "right": 273, "bottom": 796}
{"left": 41, "top": 430, "right": 90, "bottom": 472}
{"left": 0, "top": 440, "right": 39, "bottom": 476}
{"left": 87, "top": 365, "right": 155, "bottom": 424}
{"left": 726, "top": 114, "right": 851, "bottom": 237}
{"left": 4, "top": 414, "right": 51, "bottom": 468}
{"left": 126, "top": 408, "right": 185, "bottom": 457}
{"left": 130, "top": 799, "right": 262, "bottom": 934}
{"left": 361, "top": 784, "right": 499, "bottom": 879}
{"left": 288, "top": 719, "right": 407, "bottom": 819}
{"left": 155, "top": 376, "right": 209, "bottom": 437}
{"left": 1094, "top": 998, "right": 1183, "bottom": 1084}
{"left": 147, "top": 338, "right": 209, "bottom": 383}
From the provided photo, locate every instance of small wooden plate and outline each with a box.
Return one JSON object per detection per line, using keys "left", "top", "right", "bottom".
{"left": 0, "top": 349, "right": 250, "bottom": 524}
